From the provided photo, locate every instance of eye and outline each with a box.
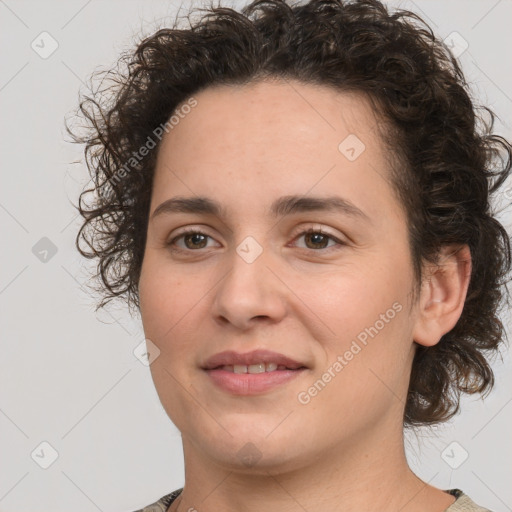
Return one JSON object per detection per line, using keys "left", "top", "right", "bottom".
{"left": 292, "top": 228, "right": 346, "bottom": 251}
{"left": 167, "top": 229, "right": 218, "bottom": 251}
{"left": 166, "top": 227, "right": 346, "bottom": 253}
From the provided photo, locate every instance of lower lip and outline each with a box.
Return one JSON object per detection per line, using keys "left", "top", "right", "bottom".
{"left": 204, "top": 368, "right": 306, "bottom": 395}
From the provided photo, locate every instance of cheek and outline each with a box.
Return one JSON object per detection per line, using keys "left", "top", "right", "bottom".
{"left": 139, "top": 264, "right": 200, "bottom": 420}
{"left": 138, "top": 259, "right": 213, "bottom": 369}
{"left": 139, "top": 261, "right": 186, "bottom": 341}
{"left": 302, "top": 261, "right": 411, "bottom": 372}
{"left": 294, "top": 263, "right": 401, "bottom": 333}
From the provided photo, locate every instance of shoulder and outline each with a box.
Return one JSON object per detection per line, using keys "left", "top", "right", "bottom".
{"left": 130, "top": 487, "right": 495, "bottom": 512}
{"left": 445, "top": 489, "right": 495, "bottom": 512}
{"left": 130, "top": 488, "right": 183, "bottom": 512}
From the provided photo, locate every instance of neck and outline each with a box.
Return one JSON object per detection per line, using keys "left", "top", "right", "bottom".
{"left": 169, "top": 418, "right": 455, "bottom": 512}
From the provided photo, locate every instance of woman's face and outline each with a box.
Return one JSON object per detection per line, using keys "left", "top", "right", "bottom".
{"left": 139, "top": 80, "right": 421, "bottom": 472}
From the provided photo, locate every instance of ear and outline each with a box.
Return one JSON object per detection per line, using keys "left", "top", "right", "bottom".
{"left": 412, "top": 244, "right": 472, "bottom": 347}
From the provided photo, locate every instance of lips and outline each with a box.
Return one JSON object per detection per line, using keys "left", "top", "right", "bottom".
{"left": 202, "top": 349, "right": 307, "bottom": 371}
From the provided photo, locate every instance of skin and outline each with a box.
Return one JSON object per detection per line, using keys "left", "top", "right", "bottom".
{"left": 138, "top": 79, "right": 472, "bottom": 512}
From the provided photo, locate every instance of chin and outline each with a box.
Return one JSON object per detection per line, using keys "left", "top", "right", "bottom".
{"left": 203, "top": 441, "right": 305, "bottom": 474}
{"left": 186, "top": 420, "right": 313, "bottom": 474}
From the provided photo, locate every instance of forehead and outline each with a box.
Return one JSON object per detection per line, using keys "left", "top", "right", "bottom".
{"left": 151, "top": 79, "right": 403, "bottom": 224}
{"left": 168, "top": 79, "right": 383, "bottom": 149}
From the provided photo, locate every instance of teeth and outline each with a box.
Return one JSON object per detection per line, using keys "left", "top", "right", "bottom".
{"left": 248, "top": 363, "right": 266, "bottom": 374}
{"left": 225, "top": 362, "right": 281, "bottom": 373}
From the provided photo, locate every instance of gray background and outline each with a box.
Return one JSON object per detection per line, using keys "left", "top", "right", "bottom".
{"left": 1, "top": 0, "right": 511, "bottom": 511}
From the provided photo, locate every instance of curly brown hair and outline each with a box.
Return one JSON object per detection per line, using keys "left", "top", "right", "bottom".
{"left": 67, "top": 0, "right": 512, "bottom": 428}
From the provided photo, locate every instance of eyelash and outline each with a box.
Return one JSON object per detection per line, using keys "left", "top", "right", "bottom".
{"left": 166, "top": 227, "right": 347, "bottom": 254}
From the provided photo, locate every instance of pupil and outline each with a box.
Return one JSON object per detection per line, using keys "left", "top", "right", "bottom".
{"left": 186, "top": 233, "right": 206, "bottom": 248}
{"left": 307, "top": 232, "right": 327, "bottom": 248}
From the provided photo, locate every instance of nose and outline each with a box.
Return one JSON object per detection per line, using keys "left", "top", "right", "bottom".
{"left": 211, "top": 245, "right": 287, "bottom": 330}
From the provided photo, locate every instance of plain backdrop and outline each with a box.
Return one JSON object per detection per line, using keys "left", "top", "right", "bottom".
{"left": 1, "top": 1, "right": 511, "bottom": 511}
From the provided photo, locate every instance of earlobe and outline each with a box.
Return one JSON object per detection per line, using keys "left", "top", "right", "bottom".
{"left": 412, "top": 244, "right": 472, "bottom": 347}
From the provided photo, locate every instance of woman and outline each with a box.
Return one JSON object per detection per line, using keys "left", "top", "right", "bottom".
{"left": 69, "top": 0, "right": 511, "bottom": 510}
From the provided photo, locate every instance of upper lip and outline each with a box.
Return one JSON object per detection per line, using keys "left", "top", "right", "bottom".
{"left": 202, "top": 349, "right": 307, "bottom": 370}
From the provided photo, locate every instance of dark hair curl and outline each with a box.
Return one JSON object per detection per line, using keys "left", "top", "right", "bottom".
{"left": 67, "top": 0, "right": 512, "bottom": 428}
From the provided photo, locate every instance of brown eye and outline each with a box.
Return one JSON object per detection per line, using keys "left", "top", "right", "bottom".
{"left": 167, "top": 230, "right": 216, "bottom": 251}
{"left": 182, "top": 232, "right": 208, "bottom": 249}
{"left": 293, "top": 228, "right": 346, "bottom": 252}
{"left": 303, "top": 231, "right": 330, "bottom": 249}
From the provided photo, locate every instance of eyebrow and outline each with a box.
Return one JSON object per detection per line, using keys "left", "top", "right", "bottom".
{"left": 151, "top": 194, "right": 371, "bottom": 223}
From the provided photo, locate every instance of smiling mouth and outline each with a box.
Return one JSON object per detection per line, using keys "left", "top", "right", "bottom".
{"left": 204, "top": 365, "right": 308, "bottom": 395}
{"left": 216, "top": 363, "right": 305, "bottom": 373}
{"left": 201, "top": 349, "right": 308, "bottom": 394}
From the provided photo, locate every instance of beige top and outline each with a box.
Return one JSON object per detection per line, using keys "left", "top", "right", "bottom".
{"left": 131, "top": 488, "right": 494, "bottom": 511}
